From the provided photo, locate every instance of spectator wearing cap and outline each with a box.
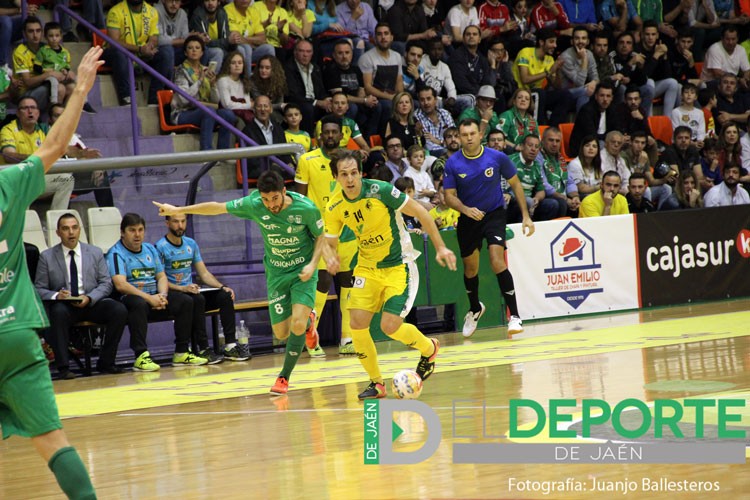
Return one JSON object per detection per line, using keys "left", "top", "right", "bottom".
{"left": 458, "top": 85, "right": 502, "bottom": 141}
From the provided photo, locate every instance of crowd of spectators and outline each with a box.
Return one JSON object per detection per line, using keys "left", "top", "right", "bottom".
{"left": 3, "top": 0, "right": 750, "bottom": 217}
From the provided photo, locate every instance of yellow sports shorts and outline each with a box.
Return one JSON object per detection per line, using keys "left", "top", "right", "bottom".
{"left": 348, "top": 261, "right": 418, "bottom": 317}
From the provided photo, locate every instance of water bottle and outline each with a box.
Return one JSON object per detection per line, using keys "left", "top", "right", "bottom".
{"left": 217, "top": 323, "right": 225, "bottom": 350}
{"left": 237, "top": 320, "right": 250, "bottom": 358}
{"left": 238, "top": 320, "right": 249, "bottom": 345}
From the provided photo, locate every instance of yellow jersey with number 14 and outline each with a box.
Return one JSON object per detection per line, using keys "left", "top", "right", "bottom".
{"left": 325, "top": 179, "right": 420, "bottom": 269}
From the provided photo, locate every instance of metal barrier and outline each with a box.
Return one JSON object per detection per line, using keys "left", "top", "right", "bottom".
{"left": 3, "top": 144, "right": 304, "bottom": 262}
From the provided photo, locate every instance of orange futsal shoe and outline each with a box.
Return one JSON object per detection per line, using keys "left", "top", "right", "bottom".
{"left": 270, "top": 376, "right": 289, "bottom": 396}
{"left": 305, "top": 310, "right": 319, "bottom": 350}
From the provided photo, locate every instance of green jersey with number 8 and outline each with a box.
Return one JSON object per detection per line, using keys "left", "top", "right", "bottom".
{"left": 226, "top": 190, "right": 323, "bottom": 273}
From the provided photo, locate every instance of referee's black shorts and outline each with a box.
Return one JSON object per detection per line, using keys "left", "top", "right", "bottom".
{"left": 456, "top": 206, "right": 508, "bottom": 258}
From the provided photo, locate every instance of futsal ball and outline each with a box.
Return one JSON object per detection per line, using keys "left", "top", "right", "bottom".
{"left": 391, "top": 369, "right": 423, "bottom": 399}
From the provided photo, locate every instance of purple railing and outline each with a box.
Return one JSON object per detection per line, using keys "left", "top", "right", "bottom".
{"left": 53, "top": 3, "right": 295, "bottom": 191}
{"left": 53, "top": 4, "right": 300, "bottom": 262}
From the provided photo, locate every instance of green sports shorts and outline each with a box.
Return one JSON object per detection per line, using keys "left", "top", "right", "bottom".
{"left": 266, "top": 269, "right": 318, "bottom": 325}
{"left": 0, "top": 328, "right": 62, "bottom": 439}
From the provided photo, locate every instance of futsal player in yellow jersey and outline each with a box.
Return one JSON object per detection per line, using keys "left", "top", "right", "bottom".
{"left": 295, "top": 116, "right": 358, "bottom": 355}
{"left": 323, "top": 150, "right": 457, "bottom": 399}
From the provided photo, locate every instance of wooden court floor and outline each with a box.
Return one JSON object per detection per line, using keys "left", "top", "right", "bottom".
{"left": 1, "top": 300, "right": 748, "bottom": 499}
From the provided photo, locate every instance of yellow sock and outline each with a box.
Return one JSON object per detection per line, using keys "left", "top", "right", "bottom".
{"left": 351, "top": 327, "right": 382, "bottom": 383}
{"left": 339, "top": 287, "right": 352, "bottom": 343}
{"left": 313, "top": 290, "right": 329, "bottom": 328}
{"left": 389, "top": 322, "right": 433, "bottom": 356}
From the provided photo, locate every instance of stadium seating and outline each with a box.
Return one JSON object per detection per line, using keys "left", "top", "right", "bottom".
{"left": 649, "top": 115, "right": 673, "bottom": 145}
{"left": 558, "top": 123, "right": 574, "bottom": 160}
{"left": 157, "top": 90, "right": 200, "bottom": 134}
{"left": 24, "top": 210, "right": 48, "bottom": 251}
{"left": 87, "top": 207, "right": 122, "bottom": 253}
{"left": 90, "top": 29, "right": 112, "bottom": 73}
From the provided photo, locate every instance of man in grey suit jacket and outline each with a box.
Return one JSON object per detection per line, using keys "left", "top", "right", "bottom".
{"left": 34, "top": 213, "right": 128, "bottom": 378}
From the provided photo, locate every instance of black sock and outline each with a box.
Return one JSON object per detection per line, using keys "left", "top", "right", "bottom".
{"left": 464, "top": 275, "right": 481, "bottom": 313}
{"left": 497, "top": 270, "right": 519, "bottom": 317}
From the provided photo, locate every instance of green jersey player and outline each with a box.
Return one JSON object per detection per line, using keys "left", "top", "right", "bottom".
{"left": 154, "top": 170, "right": 328, "bottom": 396}
{"left": 0, "top": 47, "right": 102, "bottom": 499}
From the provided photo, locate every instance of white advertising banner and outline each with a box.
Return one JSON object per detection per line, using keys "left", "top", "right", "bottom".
{"left": 506, "top": 215, "right": 640, "bottom": 320}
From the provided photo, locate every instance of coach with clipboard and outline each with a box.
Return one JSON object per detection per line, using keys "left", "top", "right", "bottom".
{"left": 34, "top": 213, "right": 127, "bottom": 378}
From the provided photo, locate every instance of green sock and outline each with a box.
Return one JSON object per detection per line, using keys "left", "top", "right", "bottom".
{"left": 279, "top": 332, "right": 306, "bottom": 380}
{"left": 48, "top": 446, "right": 97, "bottom": 500}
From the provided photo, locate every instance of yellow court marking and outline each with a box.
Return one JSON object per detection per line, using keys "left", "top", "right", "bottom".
{"left": 57, "top": 311, "right": 750, "bottom": 418}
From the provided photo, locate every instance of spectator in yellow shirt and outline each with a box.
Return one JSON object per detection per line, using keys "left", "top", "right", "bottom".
{"left": 579, "top": 170, "right": 630, "bottom": 217}
{"left": 429, "top": 181, "right": 460, "bottom": 229}
{"left": 251, "top": 0, "right": 290, "bottom": 50}
{"left": 225, "top": 0, "right": 275, "bottom": 77}
{"left": 103, "top": 0, "right": 175, "bottom": 105}
{"left": 0, "top": 96, "right": 74, "bottom": 210}
{"left": 12, "top": 16, "right": 65, "bottom": 112}
{"left": 511, "top": 28, "right": 573, "bottom": 126}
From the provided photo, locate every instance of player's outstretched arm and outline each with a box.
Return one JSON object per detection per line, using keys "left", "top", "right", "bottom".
{"left": 36, "top": 47, "right": 103, "bottom": 171}
{"left": 401, "top": 198, "right": 457, "bottom": 271}
{"left": 507, "top": 175, "right": 536, "bottom": 236}
{"left": 153, "top": 200, "right": 228, "bottom": 216}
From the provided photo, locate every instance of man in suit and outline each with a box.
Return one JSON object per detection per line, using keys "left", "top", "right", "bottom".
{"left": 242, "top": 95, "right": 293, "bottom": 180}
{"left": 284, "top": 39, "right": 332, "bottom": 134}
{"left": 34, "top": 213, "right": 128, "bottom": 378}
